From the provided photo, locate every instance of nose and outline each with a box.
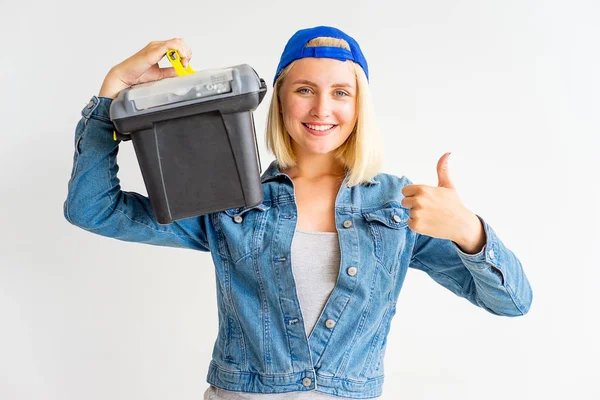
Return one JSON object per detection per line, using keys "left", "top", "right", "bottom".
{"left": 310, "top": 93, "right": 332, "bottom": 119}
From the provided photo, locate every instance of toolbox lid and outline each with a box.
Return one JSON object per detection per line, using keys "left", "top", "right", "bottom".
{"left": 110, "top": 64, "right": 266, "bottom": 121}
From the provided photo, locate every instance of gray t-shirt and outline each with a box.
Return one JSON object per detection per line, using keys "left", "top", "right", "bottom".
{"left": 205, "top": 229, "right": 378, "bottom": 399}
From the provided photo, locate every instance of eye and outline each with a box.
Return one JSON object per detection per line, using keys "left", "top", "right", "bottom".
{"left": 334, "top": 90, "right": 349, "bottom": 97}
{"left": 297, "top": 87, "right": 313, "bottom": 94}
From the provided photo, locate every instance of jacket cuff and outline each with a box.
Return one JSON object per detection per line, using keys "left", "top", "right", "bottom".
{"left": 451, "top": 215, "right": 500, "bottom": 270}
{"left": 81, "top": 96, "right": 113, "bottom": 123}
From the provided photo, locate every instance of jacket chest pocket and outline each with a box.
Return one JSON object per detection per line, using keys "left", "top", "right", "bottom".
{"left": 218, "top": 203, "right": 271, "bottom": 263}
{"left": 363, "top": 206, "right": 410, "bottom": 276}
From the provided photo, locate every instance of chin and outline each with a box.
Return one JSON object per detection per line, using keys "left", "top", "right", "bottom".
{"left": 289, "top": 131, "right": 347, "bottom": 155}
{"left": 300, "top": 143, "right": 342, "bottom": 155}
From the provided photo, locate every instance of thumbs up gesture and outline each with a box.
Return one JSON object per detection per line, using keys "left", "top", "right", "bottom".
{"left": 401, "top": 152, "right": 486, "bottom": 254}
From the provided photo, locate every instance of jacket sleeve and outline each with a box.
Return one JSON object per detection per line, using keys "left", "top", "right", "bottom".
{"left": 63, "top": 95, "right": 210, "bottom": 252}
{"left": 408, "top": 214, "right": 533, "bottom": 317}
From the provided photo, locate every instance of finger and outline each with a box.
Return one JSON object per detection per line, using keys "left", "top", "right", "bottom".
{"left": 141, "top": 40, "right": 175, "bottom": 66}
{"left": 183, "top": 44, "right": 193, "bottom": 67}
{"left": 140, "top": 39, "right": 186, "bottom": 68}
{"left": 401, "top": 184, "right": 423, "bottom": 198}
{"left": 401, "top": 196, "right": 418, "bottom": 209}
{"left": 163, "top": 38, "right": 192, "bottom": 67}
{"left": 436, "top": 152, "right": 454, "bottom": 189}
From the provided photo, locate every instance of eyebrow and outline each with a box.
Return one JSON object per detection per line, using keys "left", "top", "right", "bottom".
{"left": 291, "top": 79, "right": 355, "bottom": 89}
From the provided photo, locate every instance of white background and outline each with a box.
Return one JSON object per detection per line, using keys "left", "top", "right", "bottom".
{"left": 1, "top": 0, "right": 598, "bottom": 399}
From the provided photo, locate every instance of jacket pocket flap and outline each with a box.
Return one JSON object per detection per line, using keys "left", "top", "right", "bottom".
{"left": 363, "top": 206, "right": 408, "bottom": 229}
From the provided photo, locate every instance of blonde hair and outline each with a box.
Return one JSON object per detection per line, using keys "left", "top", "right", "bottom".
{"left": 265, "top": 37, "right": 383, "bottom": 187}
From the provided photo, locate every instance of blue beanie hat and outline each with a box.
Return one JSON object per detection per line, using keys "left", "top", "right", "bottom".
{"left": 273, "top": 26, "right": 369, "bottom": 86}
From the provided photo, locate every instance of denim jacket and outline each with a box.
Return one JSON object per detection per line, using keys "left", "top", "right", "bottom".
{"left": 64, "top": 96, "right": 533, "bottom": 399}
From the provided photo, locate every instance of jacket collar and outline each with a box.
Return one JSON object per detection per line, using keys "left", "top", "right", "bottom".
{"left": 260, "top": 160, "right": 379, "bottom": 187}
{"left": 260, "top": 160, "right": 286, "bottom": 183}
{"left": 260, "top": 159, "right": 352, "bottom": 186}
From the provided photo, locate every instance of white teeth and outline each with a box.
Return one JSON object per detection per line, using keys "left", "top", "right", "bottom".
{"left": 305, "top": 123, "right": 334, "bottom": 131}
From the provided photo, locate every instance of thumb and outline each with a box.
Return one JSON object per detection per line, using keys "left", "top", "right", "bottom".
{"left": 159, "top": 66, "right": 179, "bottom": 80}
{"left": 437, "top": 152, "right": 455, "bottom": 188}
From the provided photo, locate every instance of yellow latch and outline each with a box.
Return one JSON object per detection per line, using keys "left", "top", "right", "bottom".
{"left": 166, "top": 49, "right": 195, "bottom": 76}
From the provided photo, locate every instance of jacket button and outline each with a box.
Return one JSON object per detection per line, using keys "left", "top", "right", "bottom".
{"left": 347, "top": 266, "right": 357, "bottom": 276}
{"left": 325, "top": 319, "right": 336, "bottom": 328}
{"left": 489, "top": 249, "right": 495, "bottom": 259}
{"left": 343, "top": 220, "right": 353, "bottom": 228}
{"left": 302, "top": 377, "right": 312, "bottom": 387}
{"left": 393, "top": 214, "right": 401, "bottom": 223}
{"left": 233, "top": 215, "right": 243, "bottom": 223}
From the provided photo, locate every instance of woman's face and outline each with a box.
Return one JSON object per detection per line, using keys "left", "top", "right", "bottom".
{"left": 278, "top": 57, "right": 358, "bottom": 157}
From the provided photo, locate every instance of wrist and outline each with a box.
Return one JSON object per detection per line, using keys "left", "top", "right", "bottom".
{"left": 98, "top": 70, "right": 128, "bottom": 99}
{"left": 453, "top": 212, "right": 486, "bottom": 254}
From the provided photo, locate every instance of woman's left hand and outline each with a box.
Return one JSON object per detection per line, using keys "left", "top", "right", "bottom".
{"left": 401, "top": 152, "right": 486, "bottom": 253}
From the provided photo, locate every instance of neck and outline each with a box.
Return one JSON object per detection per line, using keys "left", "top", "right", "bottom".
{"left": 282, "top": 153, "right": 346, "bottom": 180}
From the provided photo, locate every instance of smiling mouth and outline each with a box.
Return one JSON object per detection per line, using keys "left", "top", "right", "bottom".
{"left": 302, "top": 123, "right": 337, "bottom": 132}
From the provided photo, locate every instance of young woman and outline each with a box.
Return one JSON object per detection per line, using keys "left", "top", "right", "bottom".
{"left": 64, "top": 26, "right": 533, "bottom": 400}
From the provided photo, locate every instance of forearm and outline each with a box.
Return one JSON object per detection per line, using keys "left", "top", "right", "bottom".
{"left": 411, "top": 215, "right": 533, "bottom": 317}
{"left": 451, "top": 216, "right": 533, "bottom": 316}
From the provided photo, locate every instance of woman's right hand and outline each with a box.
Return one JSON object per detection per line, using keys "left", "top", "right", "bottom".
{"left": 99, "top": 38, "right": 193, "bottom": 99}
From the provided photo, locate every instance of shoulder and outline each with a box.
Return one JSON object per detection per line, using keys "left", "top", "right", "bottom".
{"left": 369, "top": 172, "right": 413, "bottom": 195}
{"left": 373, "top": 171, "right": 412, "bottom": 186}
{"left": 349, "top": 172, "right": 413, "bottom": 209}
